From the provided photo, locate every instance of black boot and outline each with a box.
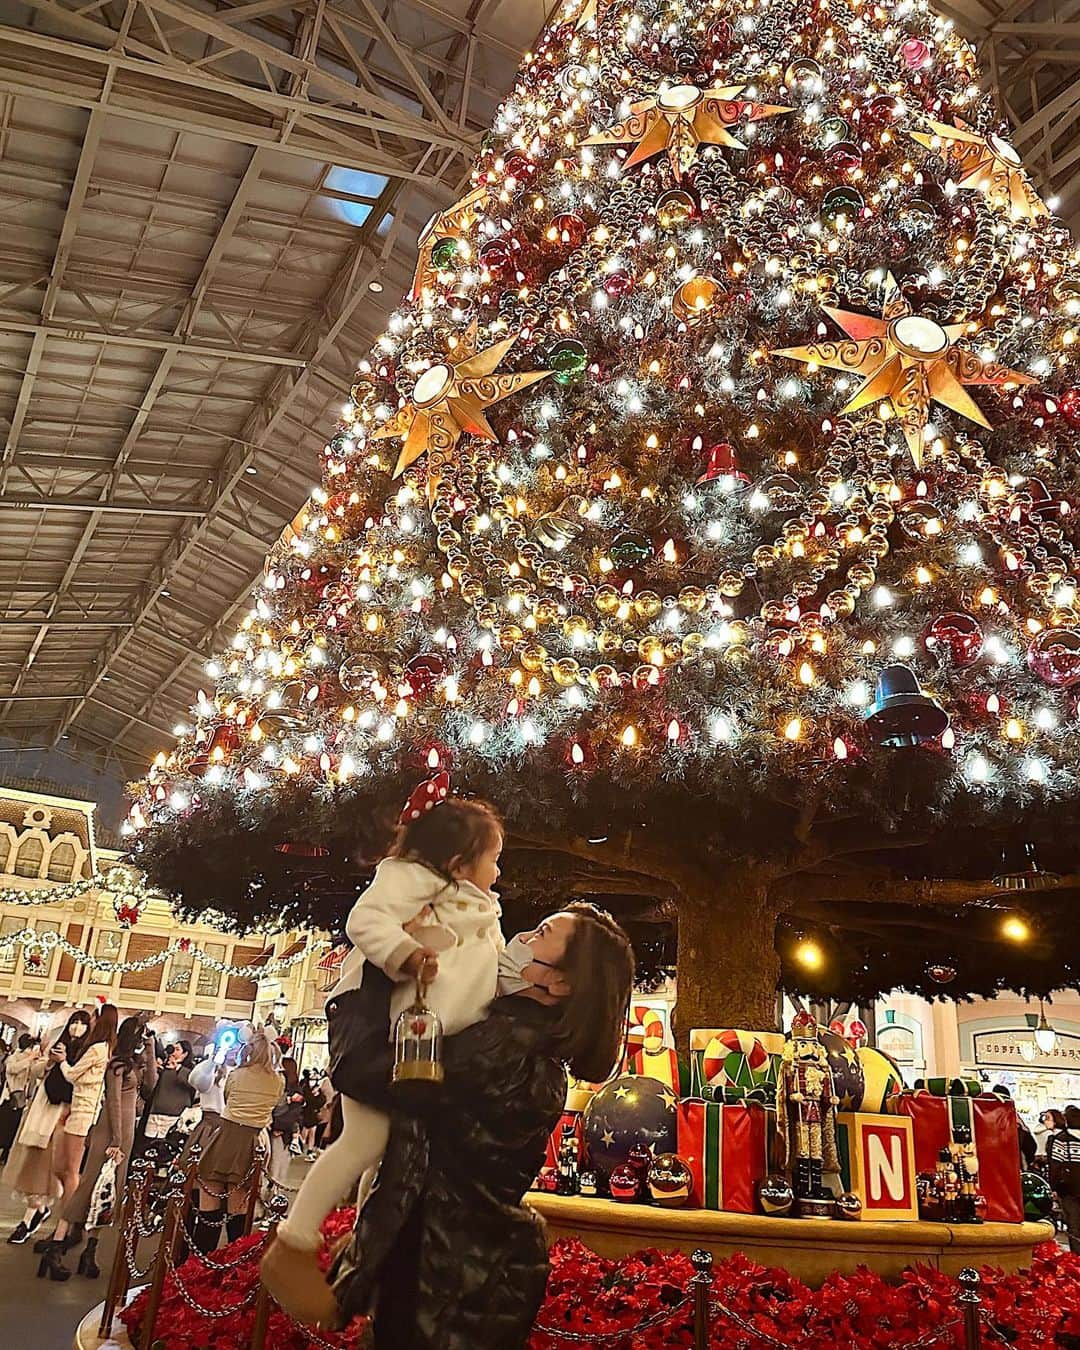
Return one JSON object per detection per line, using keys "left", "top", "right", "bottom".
{"left": 77, "top": 1236, "right": 100, "bottom": 1278}
{"left": 191, "top": 1208, "right": 224, "bottom": 1256}
{"left": 35, "top": 1240, "right": 72, "bottom": 1282}
{"left": 36, "top": 1220, "right": 86, "bottom": 1254}
{"left": 225, "top": 1213, "right": 246, "bottom": 1244}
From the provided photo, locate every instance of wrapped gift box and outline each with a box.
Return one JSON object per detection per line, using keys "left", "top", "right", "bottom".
{"left": 887, "top": 1092, "right": 1023, "bottom": 1223}
{"left": 688, "top": 1028, "right": 784, "bottom": 1099}
{"left": 924, "top": 1078, "right": 981, "bottom": 1098}
{"left": 543, "top": 1110, "right": 584, "bottom": 1172}
{"left": 677, "top": 1098, "right": 773, "bottom": 1212}
{"left": 625, "top": 1044, "right": 684, "bottom": 1093}
{"left": 835, "top": 1112, "right": 918, "bottom": 1221}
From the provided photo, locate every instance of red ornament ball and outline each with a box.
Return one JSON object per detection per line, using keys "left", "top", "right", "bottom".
{"left": 478, "top": 238, "right": 514, "bottom": 277}
{"left": 826, "top": 140, "right": 863, "bottom": 174}
{"left": 901, "top": 38, "right": 930, "bottom": 69}
{"left": 603, "top": 269, "right": 634, "bottom": 297}
{"left": 924, "top": 613, "right": 983, "bottom": 667}
{"left": 546, "top": 212, "right": 586, "bottom": 249}
{"left": 403, "top": 653, "right": 447, "bottom": 699}
{"left": 1059, "top": 388, "right": 1080, "bottom": 428}
{"left": 1028, "top": 627, "right": 1080, "bottom": 687}
{"left": 503, "top": 153, "right": 537, "bottom": 185}
{"left": 608, "top": 1164, "right": 640, "bottom": 1202}
{"left": 926, "top": 962, "right": 956, "bottom": 984}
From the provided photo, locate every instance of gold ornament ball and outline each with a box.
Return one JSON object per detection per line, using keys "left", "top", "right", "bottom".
{"left": 834, "top": 1192, "right": 863, "bottom": 1221}
{"left": 598, "top": 630, "right": 622, "bottom": 654}
{"left": 635, "top": 590, "right": 663, "bottom": 619}
{"left": 521, "top": 645, "right": 548, "bottom": 672}
{"left": 656, "top": 188, "right": 696, "bottom": 231}
{"left": 639, "top": 636, "right": 665, "bottom": 664}
{"left": 679, "top": 586, "right": 706, "bottom": 614}
{"left": 552, "top": 658, "right": 581, "bottom": 686}
{"left": 672, "top": 274, "right": 722, "bottom": 325}
{"left": 563, "top": 615, "right": 590, "bottom": 640}
{"left": 826, "top": 590, "right": 856, "bottom": 617}
{"left": 595, "top": 585, "right": 620, "bottom": 614}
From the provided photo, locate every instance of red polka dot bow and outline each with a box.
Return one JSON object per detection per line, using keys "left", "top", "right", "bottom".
{"left": 399, "top": 771, "right": 450, "bottom": 824}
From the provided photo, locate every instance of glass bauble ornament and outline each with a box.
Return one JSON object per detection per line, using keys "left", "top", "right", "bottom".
{"left": 826, "top": 140, "right": 863, "bottom": 173}
{"left": 579, "top": 1170, "right": 598, "bottom": 1197}
{"left": 582, "top": 1075, "right": 678, "bottom": 1178}
{"left": 834, "top": 1192, "right": 863, "bottom": 1220}
{"left": 1022, "top": 1170, "right": 1054, "bottom": 1221}
{"left": 503, "top": 152, "right": 537, "bottom": 183}
{"left": 1059, "top": 388, "right": 1080, "bottom": 427}
{"left": 608, "top": 1163, "right": 640, "bottom": 1202}
{"left": 478, "top": 237, "right": 514, "bottom": 276}
{"left": 610, "top": 531, "right": 653, "bottom": 567}
{"left": 820, "top": 185, "right": 864, "bottom": 226}
{"left": 926, "top": 962, "right": 957, "bottom": 984}
{"left": 430, "top": 237, "right": 461, "bottom": 269}
{"left": 820, "top": 116, "right": 851, "bottom": 144}
{"left": 754, "top": 473, "right": 803, "bottom": 512}
{"left": 546, "top": 211, "right": 586, "bottom": 248}
{"left": 339, "top": 657, "right": 384, "bottom": 696}
{"left": 656, "top": 188, "right": 697, "bottom": 230}
{"left": 901, "top": 38, "right": 930, "bottom": 68}
{"left": 647, "top": 1153, "right": 693, "bottom": 1207}
{"left": 549, "top": 339, "right": 588, "bottom": 385}
{"left": 403, "top": 652, "right": 446, "bottom": 698}
{"left": 758, "top": 1173, "right": 795, "bottom": 1216}
{"left": 626, "top": 1142, "right": 654, "bottom": 1180}
{"left": 1028, "top": 627, "right": 1080, "bottom": 687}
{"left": 392, "top": 980, "right": 444, "bottom": 1099}
{"left": 707, "top": 19, "right": 733, "bottom": 51}
{"left": 672, "top": 274, "right": 722, "bottom": 324}
{"left": 604, "top": 269, "right": 633, "bottom": 297}
{"left": 535, "top": 496, "right": 585, "bottom": 550}
{"left": 924, "top": 613, "right": 983, "bottom": 667}
{"left": 862, "top": 93, "right": 900, "bottom": 127}
{"left": 785, "top": 56, "right": 822, "bottom": 89}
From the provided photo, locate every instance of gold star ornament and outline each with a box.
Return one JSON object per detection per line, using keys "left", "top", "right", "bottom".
{"left": 410, "top": 186, "right": 488, "bottom": 301}
{"left": 909, "top": 120, "right": 1047, "bottom": 221}
{"left": 773, "top": 273, "right": 1035, "bottom": 467}
{"left": 584, "top": 83, "right": 791, "bottom": 181}
{"left": 371, "top": 322, "right": 550, "bottom": 497}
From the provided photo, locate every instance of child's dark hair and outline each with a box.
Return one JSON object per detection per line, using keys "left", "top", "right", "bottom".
{"left": 388, "top": 795, "right": 502, "bottom": 884}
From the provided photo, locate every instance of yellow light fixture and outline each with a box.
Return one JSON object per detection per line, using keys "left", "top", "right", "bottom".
{"left": 794, "top": 939, "right": 824, "bottom": 970}
{"left": 1001, "top": 915, "right": 1031, "bottom": 943}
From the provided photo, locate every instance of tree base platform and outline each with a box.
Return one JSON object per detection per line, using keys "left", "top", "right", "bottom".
{"left": 74, "top": 1301, "right": 136, "bottom": 1350}
{"left": 527, "top": 1194, "right": 1053, "bottom": 1287}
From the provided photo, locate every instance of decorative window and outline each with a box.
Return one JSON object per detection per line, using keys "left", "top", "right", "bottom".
{"left": 13, "top": 836, "right": 44, "bottom": 878}
{"left": 196, "top": 945, "right": 225, "bottom": 998}
{"left": 46, "top": 841, "right": 77, "bottom": 882}
{"left": 167, "top": 952, "right": 194, "bottom": 994}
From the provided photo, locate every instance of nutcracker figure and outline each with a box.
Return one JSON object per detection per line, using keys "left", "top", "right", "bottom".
{"left": 776, "top": 1012, "right": 840, "bottom": 1217}
{"left": 948, "top": 1123, "right": 982, "bottom": 1223}
{"left": 556, "top": 1120, "right": 581, "bottom": 1196}
{"left": 936, "top": 1143, "right": 960, "bottom": 1222}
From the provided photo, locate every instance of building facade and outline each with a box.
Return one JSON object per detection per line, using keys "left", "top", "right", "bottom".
{"left": 0, "top": 784, "right": 325, "bottom": 1050}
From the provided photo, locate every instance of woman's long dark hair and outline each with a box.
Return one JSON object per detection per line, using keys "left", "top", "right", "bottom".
{"left": 548, "top": 903, "right": 635, "bottom": 1083}
{"left": 78, "top": 1003, "right": 119, "bottom": 1060}
{"left": 282, "top": 1055, "right": 300, "bottom": 1095}
{"left": 109, "top": 1016, "right": 145, "bottom": 1074}
{"left": 56, "top": 1010, "right": 93, "bottom": 1063}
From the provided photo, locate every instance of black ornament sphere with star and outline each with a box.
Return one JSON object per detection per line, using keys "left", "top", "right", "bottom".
{"left": 582, "top": 1074, "right": 678, "bottom": 1178}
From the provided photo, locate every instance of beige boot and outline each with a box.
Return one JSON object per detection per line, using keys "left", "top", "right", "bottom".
{"left": 259, "top": 1231, "right": 339, "bottom": 1327}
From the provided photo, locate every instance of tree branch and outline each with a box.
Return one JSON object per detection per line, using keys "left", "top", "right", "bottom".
{"left": 772, "top": 871, "right": 1080, "bottom": 908}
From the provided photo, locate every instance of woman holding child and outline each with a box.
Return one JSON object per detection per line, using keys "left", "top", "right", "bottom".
{"left": 260, "top": 779, "right": 635, "bottom": 1348}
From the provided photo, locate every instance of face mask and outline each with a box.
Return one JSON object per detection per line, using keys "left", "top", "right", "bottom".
{"left": 69, "top": 1023, "right": 88, "bottom": 1039}
{"left": 498, "top": 935, "right": 557, "bottom": 994}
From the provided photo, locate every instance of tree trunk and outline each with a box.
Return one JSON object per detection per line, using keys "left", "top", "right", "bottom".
{"left": 672, "top": 878, "right": 782, "bottom": 1040}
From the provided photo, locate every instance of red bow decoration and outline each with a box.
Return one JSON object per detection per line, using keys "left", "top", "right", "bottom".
{"left": 399, "top": 771, "right": 450, "bottom": 824}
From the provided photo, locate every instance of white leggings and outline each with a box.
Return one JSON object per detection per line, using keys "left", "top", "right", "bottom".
{"left": 277, "top": 1097, "right": 388, "bottom": 1250}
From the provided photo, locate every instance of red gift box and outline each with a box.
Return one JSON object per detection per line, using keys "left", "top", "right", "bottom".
{"left": 887, "top": 1092, "right": 1023, "bottom": 1223}
{"left": 543, "top": 1110, "right": 584, "bottom": 1171}
{"left": 677, "top": 1098, "right": 772, "bottom": 1212}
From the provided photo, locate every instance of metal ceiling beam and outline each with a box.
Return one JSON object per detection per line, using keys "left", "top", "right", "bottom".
{"left": 0, "top": 493, "right": 207, "bottom": 517}
{"left": 0, "top": 317, "right": 307, "bottom": 367}
{"left": 92, "top": 228, "right": 398, "bottom": 753}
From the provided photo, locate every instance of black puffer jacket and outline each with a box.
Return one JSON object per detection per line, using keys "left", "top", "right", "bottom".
{"left": 332, "top": 996, "right": 566, "bottom": 1349}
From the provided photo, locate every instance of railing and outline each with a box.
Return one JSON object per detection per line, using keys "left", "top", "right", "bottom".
{"left": 531, "top": 1250, "right": 994, "bottom": 1350}
{"left": 100, "top": 1160, "right": 1015, "bottom": 1350}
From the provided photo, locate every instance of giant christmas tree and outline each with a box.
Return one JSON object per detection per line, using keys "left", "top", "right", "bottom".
{"left": 130, "top": 0, "right": 1080, "bottom": 1033}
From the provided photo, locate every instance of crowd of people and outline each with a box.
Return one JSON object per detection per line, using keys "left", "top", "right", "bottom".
{"left": 0, "top": 1006, "right": 338, "bottom": 1280}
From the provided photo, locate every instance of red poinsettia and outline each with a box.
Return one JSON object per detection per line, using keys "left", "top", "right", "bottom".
{"left": 121, "top": 1209, "right": 364, "bottom": 1350}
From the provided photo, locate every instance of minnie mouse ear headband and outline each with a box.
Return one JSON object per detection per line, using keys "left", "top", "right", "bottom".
{"left": 399, "top": 770, "right": 450, "bottom": 824}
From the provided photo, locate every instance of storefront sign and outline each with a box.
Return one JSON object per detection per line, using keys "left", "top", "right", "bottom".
{"left": 972, "top": 1029, "right": 1080, "bottom": 1070}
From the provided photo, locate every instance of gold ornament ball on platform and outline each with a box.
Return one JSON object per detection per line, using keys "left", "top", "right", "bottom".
{"left": 647, "top": 1153, "right": 693, "bottom": 1207}
{"left": 656, "top": 188, "right": 697, "bottom": 230}
{"left": 758, "top": 1173, "right": 795, "bottom": 1217}
{"left": 834, "top": 1191, "right": 863, "bottom": 1220}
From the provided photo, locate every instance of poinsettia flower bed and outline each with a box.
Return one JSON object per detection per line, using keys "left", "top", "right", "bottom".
{"left": 528, "top": 1239, "right": 1080, "bottom": 1348}
{"left": 122, "top": 1219, "right": 1080, "bottom": 1349}
{"left": 120, "top": 1207, "right": 366, "bottom": 1350}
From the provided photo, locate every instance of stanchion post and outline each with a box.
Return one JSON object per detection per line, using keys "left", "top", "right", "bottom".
{"left": 249, "top": 1194, "right": 289, "bottom": 1350}
{"left": 139, "top": 1166, "right": 187, "bottom": 1350}
{"left": 958, "top": 1267, "right": 983, "bottom": 1350}
{"left": 690, "top": 1248, "right": 713, "bottom": 1350}
{"left": 243, "top": 1148, "right": 265, "bottom": 1237}
{"left": 99, "top": 1157, "right": 152, "bottom": 1339}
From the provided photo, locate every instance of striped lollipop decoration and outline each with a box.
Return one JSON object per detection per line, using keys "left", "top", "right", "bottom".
{"left": 702, "top": 1028, "right": 772, "bottom": 1091}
